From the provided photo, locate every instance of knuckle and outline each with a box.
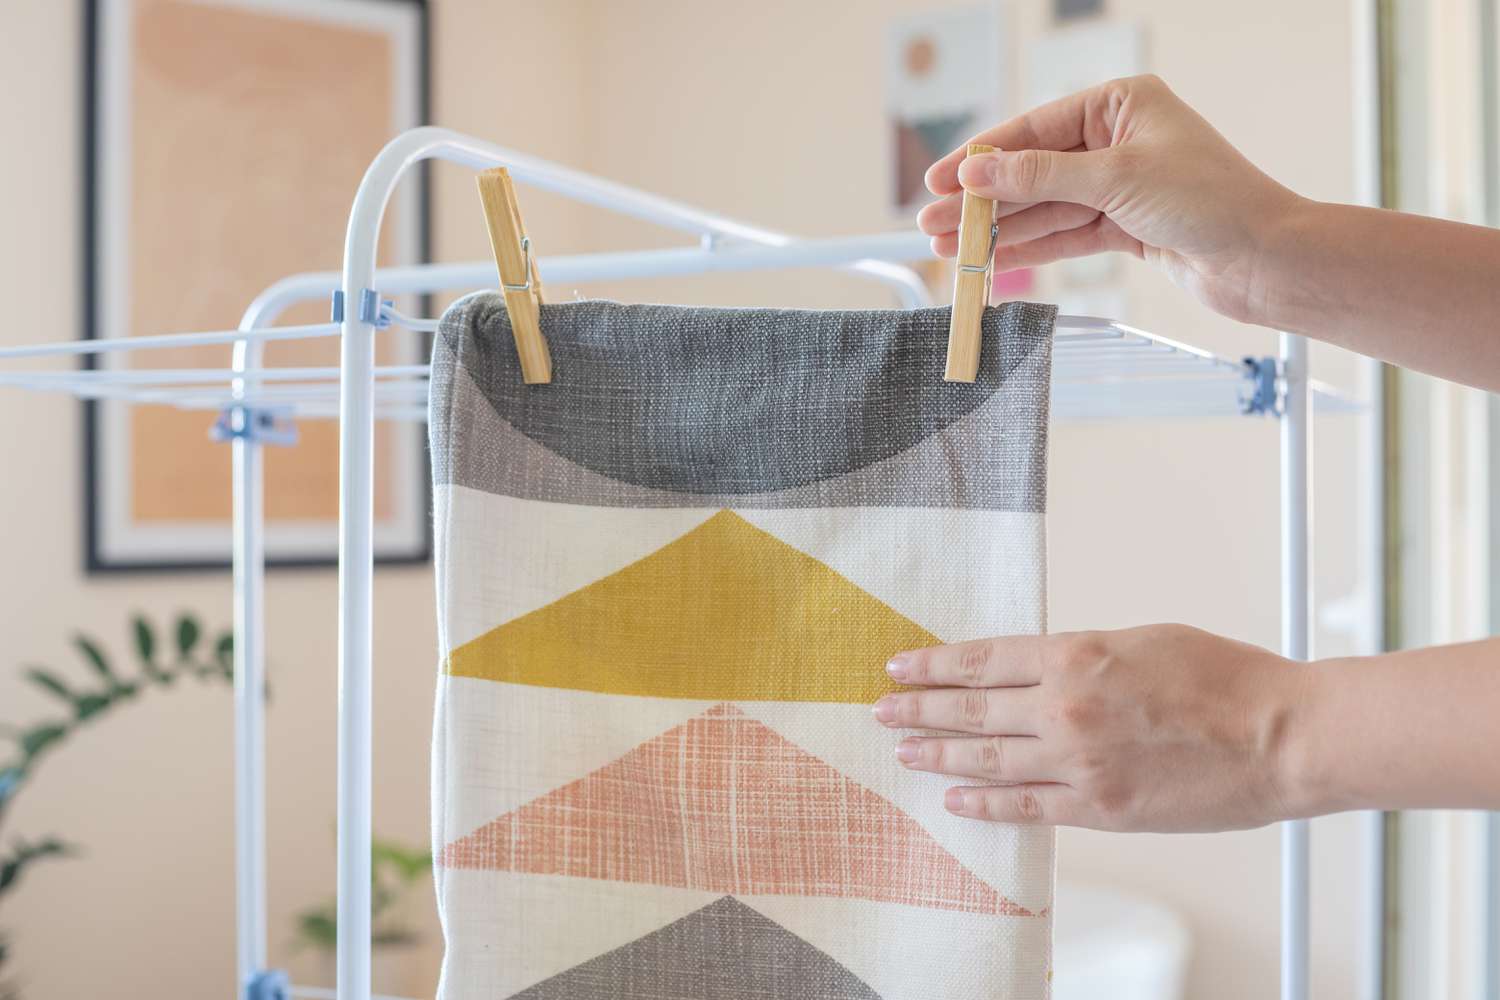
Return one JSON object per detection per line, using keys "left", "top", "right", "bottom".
{"left": 1109, "top": 73, "right": 1165, "bottom": 98}
{"left": 1057, "top": 694, "right": 1100, "bottom": 730}
{"left": 1013, "top": 115, "right": 1042, "bottom": 152}
{"left": 926, "top": 740, "right": 947, "bottom": 772}
{"left": 1014, "top": 788, "right": 1046, "bottom": 822}
{"left": 959, "top": 688, "right": 990, "bottom": 729}
{"left": 1007, "top": 148, "right": 1048, "bottom": 196}
{"left": 1164, "top": 622, "right": 1204, "bottom": 643}
{"left": 978, "top": 737, "right": 1005, "bottom": 778}
{"left": 1052, "top": 631, "right": 1111, "bottom": 674}
{"left": 958, "top": 641, "right": 992, "bottom": 684}
{"left": 1137, "top": 72, "right": 1169, "bottom": 92}
{"left": 1091, "top": 784, "right": 1134, "bottom": 827}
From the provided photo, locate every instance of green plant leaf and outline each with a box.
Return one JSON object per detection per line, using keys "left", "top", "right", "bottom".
{"left": 372, "top": 883, "right": 396, "bottom": 917}
{"left": 24, "top": 669, "right": 75, "bottom": 705}
{"left": 132, "top": 616, "right": 156, "bottom": 667}
{"left": 215, "top": 633, "right": 234, "bottom": 668}
{"left": 209, "top": 634, "right": 238, "bottom": 687}
{"left": 293, "top": 834, "right": 429, "bottom": 954}
{"left": 73, "top": 636, "right": 117, "bottom": 682}
{"left": 294, "top": 909, "right": 338, "bottom": 952}
{"left": 74, "top": 692, "right": 112, "bottom": 722}
{"left": 0, "top": 836, "right": 72, "bottom": 893}
{"left": 372, "top": 838, "right": 433, "bottom": 883}
{"left": 175, "top": 615, "right": 201, "bottom": 658}
{"left": 19, "top": 723, "right": 67, "bottom": 762}
{"left": 371, "top": 927, "right": 419, "bottom": 948}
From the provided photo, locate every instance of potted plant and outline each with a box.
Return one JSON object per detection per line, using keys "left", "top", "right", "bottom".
{"left": 0, "top": 613, "right": 235, "bottom": 998}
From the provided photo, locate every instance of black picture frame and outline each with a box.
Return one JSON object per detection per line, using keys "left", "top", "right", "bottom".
{"left": 81, "top": 0, "right": 432, "bottom": 573}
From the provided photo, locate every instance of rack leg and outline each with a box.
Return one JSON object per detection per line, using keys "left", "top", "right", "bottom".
{"left": 1485, "top": 811, "right": 1500, "bottom": 1000}
{"left": 233, "top": 428, "right": 267, "bottom": 996}
{"left": 1280, "top": 331, "right": 1312, "bottom": 1000}
{"left": 337, "top": 291, "right": 376, "bottom": 1000}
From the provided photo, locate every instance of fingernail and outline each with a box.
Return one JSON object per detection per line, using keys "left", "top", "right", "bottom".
{"left": 894, "top": 738, "right": 920, "bottom": 764}
{"left": 885, "top": 655, "right": 909, "bottom": 682}
{"left": 957, "top": 153, "right": 997, "bottom": 188}
{"left": 944, "top": 788, "right": 967, "bottom": 813}
{"left": 871, "top": 696, "right": 897, "bottom": 724}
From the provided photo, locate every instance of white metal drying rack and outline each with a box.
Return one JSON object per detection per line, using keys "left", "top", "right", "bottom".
{"left": 0, "top": 127, "right": 1347, "bottom": 1000}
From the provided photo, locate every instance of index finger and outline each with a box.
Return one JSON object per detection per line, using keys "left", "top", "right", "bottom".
{"left": 886, "top": 635, "right": 1046, "bottom": 688}
{"left": 924, "top": 87, "right": 1097, "bottom": 196}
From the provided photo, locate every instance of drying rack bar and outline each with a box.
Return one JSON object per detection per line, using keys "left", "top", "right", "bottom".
{"left": 3, "top": 334, "right": 1354, "bottom": 422}
{"left": 0, "top": 290, "right": 1355, "bottom": 422}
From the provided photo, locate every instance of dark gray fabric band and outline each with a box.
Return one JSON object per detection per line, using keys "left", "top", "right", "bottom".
{"left": 430, "top": 296, "right": 1054, "bottom": 512}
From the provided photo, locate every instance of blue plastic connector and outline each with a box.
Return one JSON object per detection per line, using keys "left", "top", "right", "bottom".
{"left": 1239, "top": 356, "right": 1282, "bottom": 416}
{"left": 210, "top": 407, "right": 299, "bottom": 447}
{"left": 245, "top": 968, "right": 289, "bottom": 1000}
{"left": 358, "top": 288, "right": 393, "bottom": 328}
{"left": 332, "top": 288, "right": 392, "bottom": 327}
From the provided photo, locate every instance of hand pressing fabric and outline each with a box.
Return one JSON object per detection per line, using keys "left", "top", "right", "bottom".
{"left": 875, "top": 627, "right": 1300, "bottom": 833}
{"left": 876, "top": 626, "right": 1500, "bottom": 833}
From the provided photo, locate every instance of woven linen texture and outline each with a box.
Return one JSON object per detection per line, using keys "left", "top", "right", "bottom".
{"left": 430, "top": 295, "right": 1057, "bottom": 1000}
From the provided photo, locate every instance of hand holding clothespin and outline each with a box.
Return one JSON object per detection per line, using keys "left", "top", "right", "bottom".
{"left": 476, "top": 167, "right": 552, "bottom": 384}
{"left": 945, "top": 144, "right": 1000, "bottom": 383}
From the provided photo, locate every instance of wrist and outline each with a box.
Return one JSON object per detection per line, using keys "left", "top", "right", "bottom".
{"left": 1242, "top": 192, "right": 1328, "bottom": 333}
{"left": 1270, "top": 655, "right": 1364, "bottom": 818}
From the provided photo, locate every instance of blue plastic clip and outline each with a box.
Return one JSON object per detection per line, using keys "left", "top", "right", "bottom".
{"left": 358, "top": 288, "right": 393, "bottom": 328}
{"left": 210, "top": 408, "right": 299, "bottom": 447}
{"left": 1239, "top": 356, "right": 1282, "bottom": 416}
{"left": 245, "top": 969, "right": 289, "bottom": 1000}
{"left": 332, "top": 289, "right": 392, "bottom": 327}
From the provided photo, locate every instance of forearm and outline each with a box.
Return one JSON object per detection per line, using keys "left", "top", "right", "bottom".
{"left": 1287, "top": 638, "right": 1500, "bottom": 815}
{"left": 1257, "top": 199, "right": 1500, "bottom": 390}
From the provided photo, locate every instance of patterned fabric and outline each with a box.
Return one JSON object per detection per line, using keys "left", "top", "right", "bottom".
{"left": 430, "top": 296, "right": 1058, "bottom": 1000}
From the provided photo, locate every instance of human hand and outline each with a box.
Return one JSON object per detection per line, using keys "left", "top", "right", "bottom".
{"left": 873, "top": 624, "right": 1311, "bottom": 833}
{"left": 918, "top": 75, "right": 1300, "bottom": 326}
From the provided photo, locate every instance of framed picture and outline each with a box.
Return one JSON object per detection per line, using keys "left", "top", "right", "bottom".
{"left": 83, "top": 0, "right": 431, "bottom": 571}
{"left": 885, "top": 4, "right": 1006, "bottom": 216}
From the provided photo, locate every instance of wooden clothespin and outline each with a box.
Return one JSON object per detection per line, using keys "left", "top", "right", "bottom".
{"left": 476, "top": 167, "right": 552, "bottom": 384}
{"left": 944, "top": 144, "right": 999, "bottom": 383}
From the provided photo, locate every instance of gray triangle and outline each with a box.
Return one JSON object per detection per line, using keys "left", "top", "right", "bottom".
{"left": 508, "top": 896, "right": 884, "bottom": 1000}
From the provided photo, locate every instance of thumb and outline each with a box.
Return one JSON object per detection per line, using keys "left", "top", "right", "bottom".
{"left": 957, "top": 148, "right": 1114, "bottom": 209}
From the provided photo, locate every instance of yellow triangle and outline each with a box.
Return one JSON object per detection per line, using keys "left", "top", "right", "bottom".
{"left": 447, "top": 510, "right": 935, "bottom": 702}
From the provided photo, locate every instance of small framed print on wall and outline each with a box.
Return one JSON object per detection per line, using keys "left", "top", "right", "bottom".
{"left": 885, "top": 5, "right": 1006, "bottom": 216}
{"left": 83, "top": 0, "right": 430, "bottom": 571}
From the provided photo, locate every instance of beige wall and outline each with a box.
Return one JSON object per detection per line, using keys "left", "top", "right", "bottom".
{"left": 0, "top": 1, "right": 1368, "bottom": 998}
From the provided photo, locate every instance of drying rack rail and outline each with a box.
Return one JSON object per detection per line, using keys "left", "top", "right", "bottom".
{"left": 0, "top": 299, "right": 1354, "bottom": 424}
{"left": 0, "top": 126, "right": 1343, "bottom": 1000}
